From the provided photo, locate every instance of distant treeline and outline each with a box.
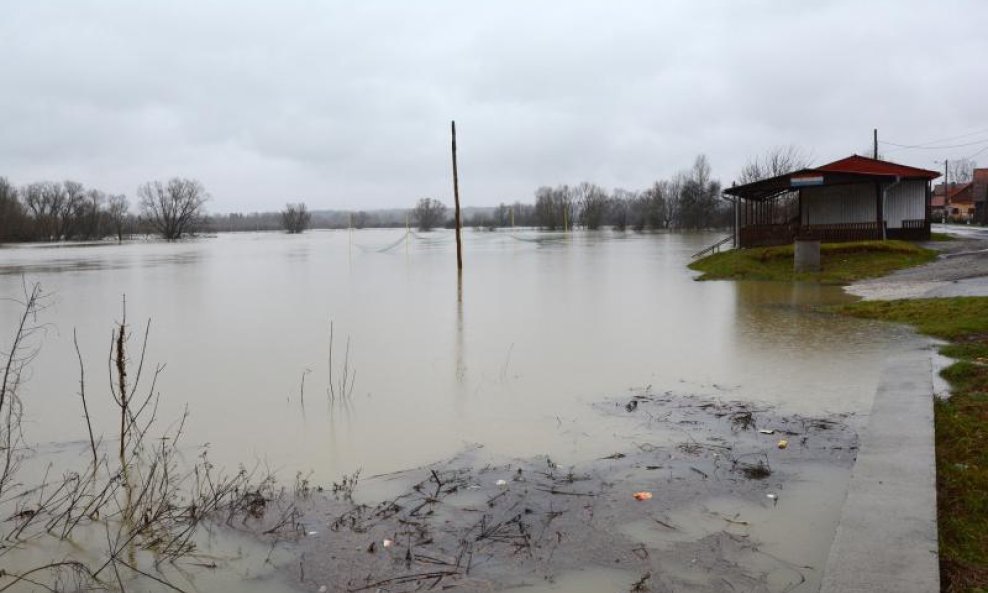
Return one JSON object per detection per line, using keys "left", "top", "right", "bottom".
{"left": 0, "top": 177, "right": 135, "bottom": 243}
{"left": 211, "top": 209, "right": 411, "bottom": 232}
{"left": 0, "top": 154, "right": 731, "bottom": 244}
{"left": 472, "top": 155, "right": 729, "bottom": 231}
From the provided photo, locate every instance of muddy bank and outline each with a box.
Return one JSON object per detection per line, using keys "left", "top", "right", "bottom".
{"left": 286, "top": 392, "right": 859, "bottom": 592}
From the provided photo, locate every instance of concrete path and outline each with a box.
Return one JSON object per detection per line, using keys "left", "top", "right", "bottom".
{"left": 820, "top": 341, "right": 939, "bottom": 592}
{"left": 848, "top": 228, "right": 988, "bottom": 300}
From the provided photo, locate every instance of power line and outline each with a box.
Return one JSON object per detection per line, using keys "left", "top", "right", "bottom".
{"left": 881, "top": 125, "right": 988, "bottom": 150}
{"left": 881, "top": 137, "right": 988, "bottom": 150}
{"left": 966, "top": 144, "right": 988, "bottom": 160}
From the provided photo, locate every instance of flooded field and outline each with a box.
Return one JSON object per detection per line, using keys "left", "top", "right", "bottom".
{"left": 0, "top": 229, "right": 918, "bottom": 591}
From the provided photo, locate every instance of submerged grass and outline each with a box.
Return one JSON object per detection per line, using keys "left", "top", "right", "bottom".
{"left": 840, "top": 297, "right": 988, "bottom": 592}
{"left": 689, "top": 240, "right": 936, "bottom": 284}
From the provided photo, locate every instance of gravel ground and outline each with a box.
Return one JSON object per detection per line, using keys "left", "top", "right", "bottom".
{"left": 846, "top": 227, "right": 988, "bottom": 300}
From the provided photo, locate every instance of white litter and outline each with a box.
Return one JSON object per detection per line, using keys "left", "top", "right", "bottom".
{"left": 495, "top": 479, "right": 508, "bottom": 487}
{"left": 758, "top": 429, "right": 775, "bottom": 434}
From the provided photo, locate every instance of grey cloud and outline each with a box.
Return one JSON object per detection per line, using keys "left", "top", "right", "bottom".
{"left": 1, "top": 0, "right": 986, "bottom": 212}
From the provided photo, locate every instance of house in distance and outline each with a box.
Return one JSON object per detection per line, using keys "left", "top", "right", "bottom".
{"left": 725, "top": 155, "right": 940, "bottom": 248}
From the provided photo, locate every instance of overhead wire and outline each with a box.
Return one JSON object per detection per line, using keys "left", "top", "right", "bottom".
{"left": 881, "top": 137, "right": 988, "bottom": 151}
{"left": 880, "top": 125, "right": 988, "bottom": 151}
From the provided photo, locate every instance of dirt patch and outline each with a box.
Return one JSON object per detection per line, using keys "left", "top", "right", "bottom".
{"left": 286, "top": 393, "right": 858, "bottom": 592}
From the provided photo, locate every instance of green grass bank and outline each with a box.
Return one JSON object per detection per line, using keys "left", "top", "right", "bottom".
{"left": 688, "top": 240, "right": 937, "bottom": 284}
{"left": 840, "top": 298, "right": 988, "bottom": 592}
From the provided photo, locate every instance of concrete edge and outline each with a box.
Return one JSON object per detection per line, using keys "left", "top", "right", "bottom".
{"left": 819, "top": 340, "right": 939, "bottom": 593}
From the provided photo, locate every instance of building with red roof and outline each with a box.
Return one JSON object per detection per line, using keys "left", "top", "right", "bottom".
{"left": 973, "top": 168, "right": 988, "bottom": 224}
{"left": 724, "top": 155, "right": 940, "bottom": 247}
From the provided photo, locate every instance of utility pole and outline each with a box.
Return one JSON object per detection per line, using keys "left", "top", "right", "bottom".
{"left": 451, "top": 121, "right": 463, "bottom": 272}
{"left": 873, "top": 129, "right": 878, "bottom": 159}
{"left": 944, "top": 159, "right": 949, "bottom": 222}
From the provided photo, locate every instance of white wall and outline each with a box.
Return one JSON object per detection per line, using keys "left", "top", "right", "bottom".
{"left": 884, "top": 180, "right": 927, "bottom": 228}
{"left": 801, "top": 183, "right": 876, "bottom": 225}
{"left": 800, "top": 180, "right": 927, "bottom": 229}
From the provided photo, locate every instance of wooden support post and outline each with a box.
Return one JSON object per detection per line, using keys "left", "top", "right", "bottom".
{"left": 875, "top": 182, "right": 884, "bottom": 240}
{"left": 451, "top": 120, "right": 463, "bottom": 271}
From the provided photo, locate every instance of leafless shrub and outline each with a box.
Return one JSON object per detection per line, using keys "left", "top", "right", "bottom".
{"left": 327, "top": 321, "right": 357, "bottom": 405}
{"left": 0, "top": 287, "right": 301, "bottom": 592}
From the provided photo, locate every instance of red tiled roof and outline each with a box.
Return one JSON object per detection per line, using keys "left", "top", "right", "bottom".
{"left": 950, "top": 183, "right": 975, "bottom": 204}
{"left": 950, "top": 182, "right": 973, "bottom": 199}
{"left": 816, "top": 155, "right": 941, "bottom": 179}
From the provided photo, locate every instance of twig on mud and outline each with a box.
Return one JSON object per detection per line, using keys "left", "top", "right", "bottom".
{"left": 534, "top": 487, "right": 597, "bottom": 497}
{"left": 630, "top": 572, "right": 651, "bottom": 592}
{"left": 347, "top": 570, "right": 461, "bottom": 592}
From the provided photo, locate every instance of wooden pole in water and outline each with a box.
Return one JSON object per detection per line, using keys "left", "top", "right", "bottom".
{"left": 451, "top": 120, "right": 463, "bottom": 271}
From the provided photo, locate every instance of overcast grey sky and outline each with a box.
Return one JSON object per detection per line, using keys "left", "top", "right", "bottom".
{"left": 1, "top": 1, "right": 985, "bottom": 212}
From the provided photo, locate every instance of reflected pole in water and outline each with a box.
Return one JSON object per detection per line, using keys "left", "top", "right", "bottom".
{"left": 455, "top": 272, "right": 467, "bottom": 417}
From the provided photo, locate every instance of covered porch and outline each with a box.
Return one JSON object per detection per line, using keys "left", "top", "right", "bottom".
{"left": 725, "top": 156, "right": 939, "bottom": 248}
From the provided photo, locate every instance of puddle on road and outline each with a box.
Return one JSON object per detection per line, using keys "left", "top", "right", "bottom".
{"left": 619, "top": 463, "right": 849, "bottom": 592}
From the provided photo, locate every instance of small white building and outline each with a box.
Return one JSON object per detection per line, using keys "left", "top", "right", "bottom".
{"left": 725, "top": 155, "right": 941, "bottom": 248}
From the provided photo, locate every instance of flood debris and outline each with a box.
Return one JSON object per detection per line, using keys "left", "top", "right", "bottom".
{"left": 287, "top": 392, "right": 858, "bottom": 592}
{"left": 630, "top": 571, "right": 652, "bottom": 592}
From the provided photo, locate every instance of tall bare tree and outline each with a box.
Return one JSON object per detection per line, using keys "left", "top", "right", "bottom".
{"left": 675, "top": 155, "right": 726, "bottom": 229}
{"left": 736, "top": 145, "right": 811, "bottom": 185}
{"left": 534, "top": 185, "right": 574, "bottom": 230}
{"left": 948, "top": 158, "right": 977, "bottom": 184}
{"left": 412, "top": 198, "right": 447, "bottom": 231}
{"left": 138, "top": 178, "right": 209, "bottom": 240}
{"left": 0, "top": 177, "right": 29, "bottom": 243}
{"left": 106, "top": 194, "right": 129, "bottom": 242}
{"left": 575, "top": 182, "right": 609, "bottom": 230}
{"left": 735, "top": 146, "right": 811, "bottom": 225}
{"left": 281, "top": 202, "right": 312, "bottom": 234}
{"left": 23, "top": 182, "right": 67, "bottom": 241}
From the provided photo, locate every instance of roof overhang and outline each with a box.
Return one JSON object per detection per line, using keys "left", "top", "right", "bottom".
{"left": 724, "top": 170, "right": 900, "bottom": 201}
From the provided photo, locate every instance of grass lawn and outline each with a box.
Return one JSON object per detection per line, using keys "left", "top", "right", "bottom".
{"left": 841, "top": 297, "right": 988, "bottom": 592}
{"left": 688, "top": 240, "right": 937, "bottom": 284}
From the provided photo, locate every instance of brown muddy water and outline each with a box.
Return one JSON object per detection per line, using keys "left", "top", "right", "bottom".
{"left": 0, "top": 229, "right": 918, "bottom": 592}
